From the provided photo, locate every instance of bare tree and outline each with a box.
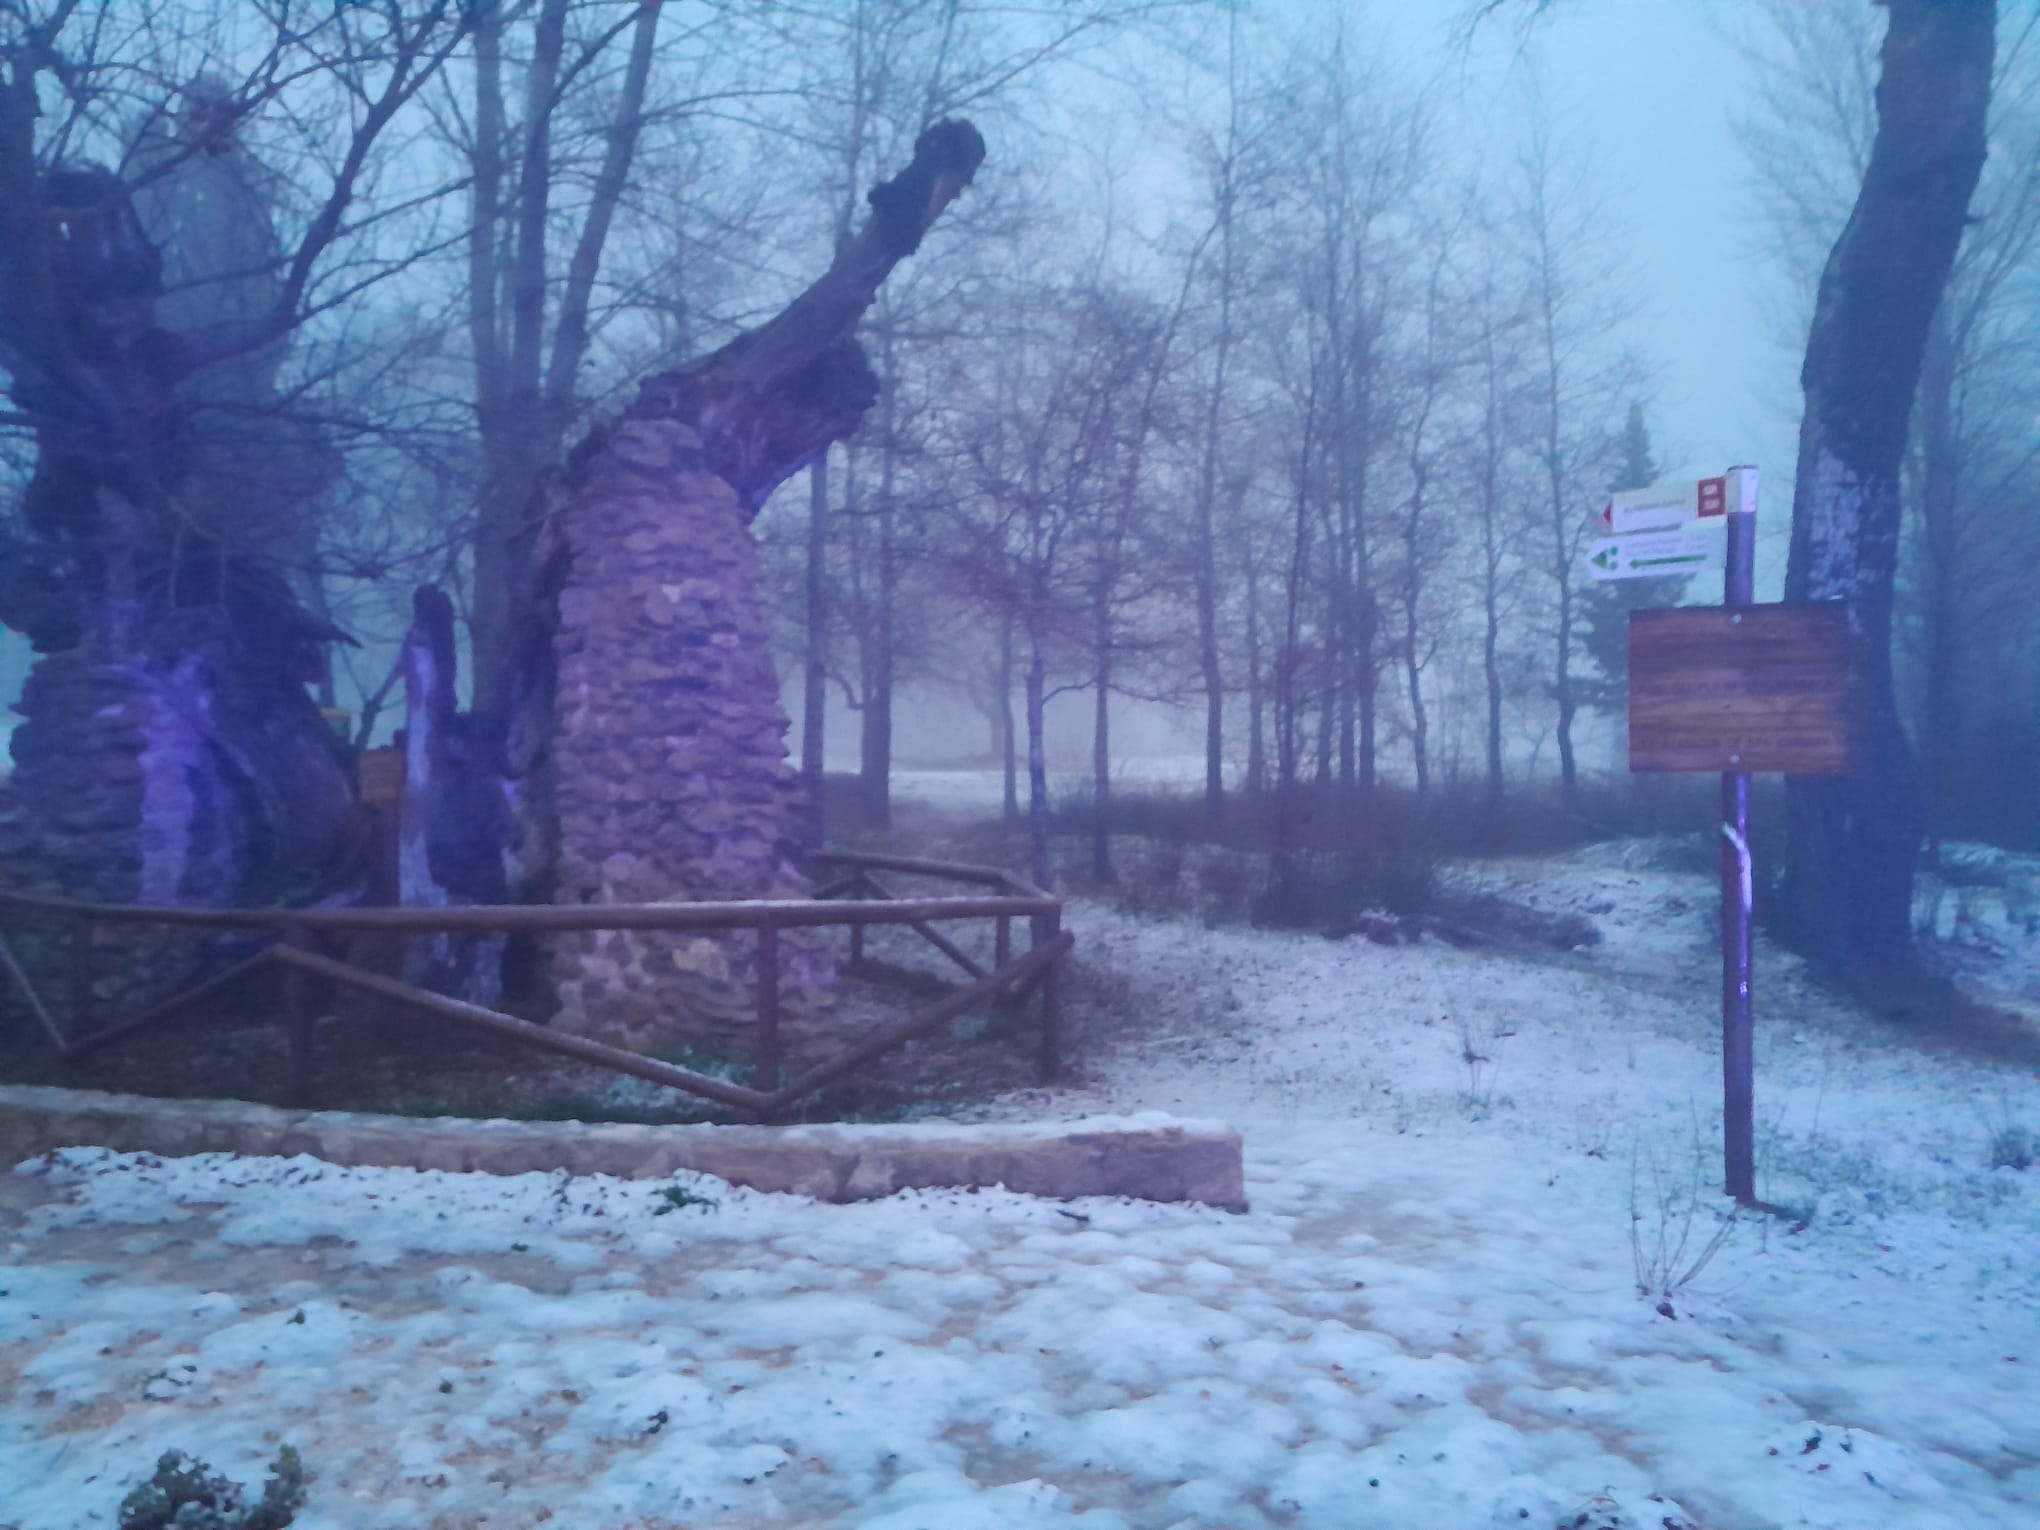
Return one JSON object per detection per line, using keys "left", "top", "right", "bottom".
{"left": 452, "top": 0, "right": 675, "bottom": 714}
{"left": 936, "top": 281, "right": 1153, "bottom": 888}
{"left": 1458, "top": 228, "right": 1528, "bottom": 812}
{"left": 1178, "top": 7, "right": 1261, "bottom": 825}
{"left": 1385, "top": 232, "right": 1461, "bottom": 797}
{"left": 776, "top": 0, "right": 1187, "bottom": 833}
{"left": 1509, "top": 94, "right": 1636, "bottom": 815}
{"left": 1257, "top": 24, "right": 1432, "bottom": 797}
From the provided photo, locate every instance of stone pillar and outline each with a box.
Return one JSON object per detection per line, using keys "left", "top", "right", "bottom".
{"left": 0, "top": 635, "right": 289, "bottom": 1026}
{"left": 546, "top": 418, "right": 832, "bottom": 1053}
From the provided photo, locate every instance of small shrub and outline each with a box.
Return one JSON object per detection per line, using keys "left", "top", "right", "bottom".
{"left": 1454, "top": 1018, "right": 1510, "bottom": 1117}
{"left": 1988, "top": 1123, "right": 2034, "bottom": 1171}
{"left": 118, "top": 1447, "right": 306, "bottom": 1530}
{"left": 652, "top": 1181, "right": 720, "bottom": 1215}
{"left": 1630, "top": 1143, "right": 1738, "bottom": 1317}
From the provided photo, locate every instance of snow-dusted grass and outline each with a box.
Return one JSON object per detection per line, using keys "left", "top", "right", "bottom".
{"left": 4, "top": 831, "right": 2038, "bottom": 1529}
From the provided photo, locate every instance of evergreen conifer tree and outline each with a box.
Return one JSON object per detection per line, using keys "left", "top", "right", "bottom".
{"left": 1576, "top": 403, "right": 1691, "bottom": 714}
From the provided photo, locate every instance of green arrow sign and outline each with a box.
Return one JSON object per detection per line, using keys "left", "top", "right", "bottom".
{"left": 1586, "top": 527, "right": 1725, "bottom": 582}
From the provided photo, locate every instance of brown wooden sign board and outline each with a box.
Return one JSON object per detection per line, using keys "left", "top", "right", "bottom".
{"left": 1628, "top": 602, "right": 1854, "bottom": 774}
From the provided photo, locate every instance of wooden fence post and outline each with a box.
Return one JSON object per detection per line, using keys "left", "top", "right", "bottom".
{"left": 848, "top": 876, "right": 867, "bottom": 970}
{"left": 756, "top": 925, "right": 781, "bottom": 1099}
{"left": 284, "top": 932, "right": 316, "bottom": 1108}
{"left": 1034, "top": 908, "right": 1062, "bottom": 1082}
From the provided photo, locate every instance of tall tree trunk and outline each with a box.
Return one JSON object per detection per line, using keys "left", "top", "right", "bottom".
{"left": 1191, "top": 26, "right": 1245, "bottom": 828}
{"left": 1404, "top": 605, "right": 1429, "bottom": 796}
{"left": 1476, "top": 289, "right": 1509, "bottom": 816}
{"left": 1026, "top": 627, "right": 1051, "bottom": 890}
{"left": 1244, "top": 539, "right": 1267, "bottom": 796}
{"left": 1553, "top": 580, "right": 1578, "bottom": 811}
{"left": 999, "top": 617, "right": 1019, "bottom": 822}
{"left": 1356, "top": 604, "right": 1377, "bottom": 797}
{"left": 1782, "top": 0, "right": 1993, "bottom": 979}
{"left": 1337, "top": 533, "right": 1358, "bottom": 787}
{"left": 466, "top": 0, "right": 513, "bottom": 714}
{"left": 1276, "top": 443, "right": 1314, "bottom": 872}
{"left": 1913, "top": 311, "right": 1960, "bottom": 862}
{"left": 1199, "top": 578, "right": 1225, "bottom": 818}
{"left": 1092, "top": 606, "right": 1114, "bottom": 882}
{"left": 475, "top": 0, "right": 568, "bottom": 715}
{"left": 471, "top": 0, "right": 661, "bottom": 714}
{"left": 1544, "top": 439, "right": 1580, "bottom": 814}
{"left": 1483, "top": 598, "right": 1505, "bottom": 811}
{"left": 858, "top": 375, "right": 898, "bottom": 829}
{"left": 801, "top": 452, "right": 829, "bottom": 835}
{"left": 1194, "top": 307, "right": 1234, "bottom": 827}
{"left": 1479, "top": 354, "right": 1507, "bottom": 814}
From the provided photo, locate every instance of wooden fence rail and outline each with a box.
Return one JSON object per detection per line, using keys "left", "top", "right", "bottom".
{"left": 0, "top": 855, "right": 1070, "bottom": 1121}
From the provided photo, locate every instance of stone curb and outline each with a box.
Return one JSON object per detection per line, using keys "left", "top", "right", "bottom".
{"left": 0, "top": 1085, "right": 1248, "bottom": 1211}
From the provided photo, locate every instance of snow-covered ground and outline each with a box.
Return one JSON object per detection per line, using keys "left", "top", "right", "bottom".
{"left": 4, "top": 829, "right": 2039, "bottom": 1528}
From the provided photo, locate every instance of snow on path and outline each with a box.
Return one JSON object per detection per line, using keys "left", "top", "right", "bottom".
{"left": 4, "top": 848, "right": 2039, "bottom": 1529}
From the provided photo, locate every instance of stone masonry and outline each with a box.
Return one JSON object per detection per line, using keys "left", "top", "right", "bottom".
{"left": 546, "top": 418, "right": 832, "bottom": 1053}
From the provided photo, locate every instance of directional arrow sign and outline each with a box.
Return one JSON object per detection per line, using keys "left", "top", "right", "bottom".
{"left": 1597, "top": 473, "right": 1739, "bottom": 534}
{"left": 1586, "top": 526, "right": 1725, "bottom": 581}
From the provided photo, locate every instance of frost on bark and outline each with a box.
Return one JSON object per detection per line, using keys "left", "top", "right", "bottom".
{"left": 1781, "top": 0, "right": 1993, "bottom": 979}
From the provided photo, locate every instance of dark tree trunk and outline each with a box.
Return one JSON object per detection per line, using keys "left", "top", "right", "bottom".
{"left": 998, "top": 618, "right": 1020, "bottom": 822}
{"left": 1912, "top": 312, "right": 1960, "bottom": 863}
{"left": 1781, "top": 0, "right": 1993, "bottom": 980}
{"left": 1547, "top": 468, "right": 1580, "bottom": 816}
{"left": 802, "top": 452, "right": 830, "bottom": 838}
{"left": 1092, "top": 604, "right": 1115, "bottom": 884}
{"left": 1404, "top": 607, "right": 1429, "bottom": 797}
{"left": 1317, "top": 567, "right": 1338, "bottom": 786}
{"left": 1484, "top": 610, "right": 1505, "bottom": 811}
{"left": 1025, "top": 630, "right": 1051, "bottom": 891}
{"left": 398, "top": 586, "right": 506, "bottom": 1005}
{"left": 1356, "top": 613, "right": 1378, "bottom": 797}
{"left": 1244, "top": 548, "right": 1267, "bottom": 796}
{"left": 1476, "top": 312, "right": 1509, "bottom": 816}
{"left": 858, "top": 396, "right": 898, "bottom": 830}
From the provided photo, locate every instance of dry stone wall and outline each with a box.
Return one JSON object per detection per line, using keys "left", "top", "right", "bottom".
{"left": 546, "top": 418, "right": 831, "bottom": 1052}
{"left": 0, "top": 641, "right": 257, "bottom": 1029}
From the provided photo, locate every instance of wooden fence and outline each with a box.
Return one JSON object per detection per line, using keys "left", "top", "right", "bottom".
{"left": 0, "top": 851, "right": 1069, "bottom": 1122}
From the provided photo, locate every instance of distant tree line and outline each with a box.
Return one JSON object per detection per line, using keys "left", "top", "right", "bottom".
{"left": 1, "top": 1, "right": 2030, "bottom": 982}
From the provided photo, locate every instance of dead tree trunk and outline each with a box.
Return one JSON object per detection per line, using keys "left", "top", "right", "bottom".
{"left": 515, "top": 122, "right": 986, "bottom": 1049}
{"left": 397, "top": 586, "right": 508, "bottom": 1004}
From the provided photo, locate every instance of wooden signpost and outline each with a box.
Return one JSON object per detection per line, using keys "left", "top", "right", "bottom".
{"left": 1593, "top": 466, "right": 1854, "bottom": 1205}
{"left": 1629, "top": 605, "right": 1853, "bottom": 775}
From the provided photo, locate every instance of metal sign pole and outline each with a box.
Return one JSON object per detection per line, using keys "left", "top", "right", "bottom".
{"left": 1720, "top": 466, "right": 1758, "bottom": 1203}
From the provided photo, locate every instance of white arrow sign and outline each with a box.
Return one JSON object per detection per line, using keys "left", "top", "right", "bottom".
{"left": 1585, "top": 526, "right": 1725, "bottom": 581}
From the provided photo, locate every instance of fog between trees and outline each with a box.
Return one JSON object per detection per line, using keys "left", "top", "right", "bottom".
{"left": 2, "top": 0, "right": 2033, "bottom": 979}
